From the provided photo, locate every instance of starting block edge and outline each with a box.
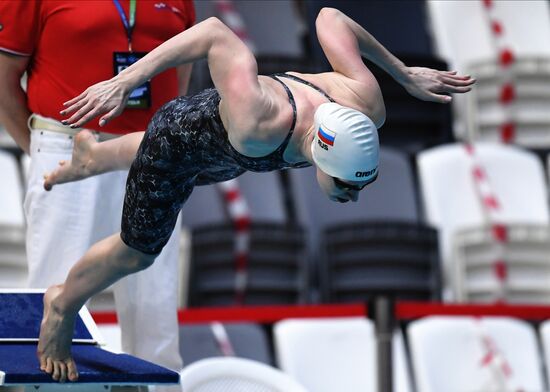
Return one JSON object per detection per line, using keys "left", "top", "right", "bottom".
{"left": 2, "top": 381, "right": 179, "bottom": 387}
{"left": 0, "top": 344, "right": 181, "bottom": 386}
{"left": 0, "top": 288, "right": 46, "bottom": 294}
{"left": 0, "top": 338, "right": 96, "bottom": 343}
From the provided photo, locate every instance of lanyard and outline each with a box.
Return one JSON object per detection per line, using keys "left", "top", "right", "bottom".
{"left": 113, "top": 0, "right": 136, "bottom": 52}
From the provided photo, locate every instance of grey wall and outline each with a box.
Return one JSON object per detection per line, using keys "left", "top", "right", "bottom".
{"left": 194, "top": 0, "right": 305, "bottom": 56}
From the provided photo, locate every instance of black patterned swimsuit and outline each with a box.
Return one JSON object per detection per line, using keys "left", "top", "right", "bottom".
{"left": 120, "top": 73, "right": 335, "bottom": 254}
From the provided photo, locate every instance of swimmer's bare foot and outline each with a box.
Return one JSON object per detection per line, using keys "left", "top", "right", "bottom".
{"left": 44, "top": 130, "right": 98, "bottom": 191}
{"left": 37, "top": 285, "right": 79, "bottom": 382}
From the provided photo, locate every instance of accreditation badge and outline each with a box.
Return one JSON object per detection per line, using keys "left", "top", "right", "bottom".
{"left": 113, "top": 52, "right": 151, "bottom": 109}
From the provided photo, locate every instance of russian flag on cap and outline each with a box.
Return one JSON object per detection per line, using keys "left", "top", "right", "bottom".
{"left": 318, "top": 127, "right": 336, "bottom": 146}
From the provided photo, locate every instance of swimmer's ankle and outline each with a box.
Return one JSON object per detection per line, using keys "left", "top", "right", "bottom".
{"left": 86, "top": 143, "right": 102, "bottom": 175}
{"left": 85, "top": 141, "right": 112, "bottom": 176}
{"left": 48, "top": 285, "right": 79, "bottom": 316}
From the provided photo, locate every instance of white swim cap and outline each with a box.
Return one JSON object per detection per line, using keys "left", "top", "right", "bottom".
{"left": 311, "top": 102, "right": 379, "bottom": 182}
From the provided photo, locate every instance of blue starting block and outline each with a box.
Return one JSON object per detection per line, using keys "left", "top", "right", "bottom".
{"left": 0, "top": 290, "right": 180, "bottom": 391}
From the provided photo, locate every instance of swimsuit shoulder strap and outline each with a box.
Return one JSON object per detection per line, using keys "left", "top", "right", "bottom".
{"left": 262, "top": 74, "right": 314, "bottom": 167}
{"left": 273, "top": 73, "right": 336, "bottom": 103}
{"left": 268, "top": 75, "right": 297, "bottom": 153}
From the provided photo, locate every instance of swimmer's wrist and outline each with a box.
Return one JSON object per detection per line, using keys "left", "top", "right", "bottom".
{"left": 114, "top": 72, "right": 137, "bottom": 95}
{"left": 389, "top": 62, "right": 410, "bottom": 86}
{"left": 115, "top": 67, "right": 147, "bottom": 95}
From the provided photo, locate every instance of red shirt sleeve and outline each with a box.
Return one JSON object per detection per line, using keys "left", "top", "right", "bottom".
{"left": 0, "top": 0, "right": 40, "bottom": 55}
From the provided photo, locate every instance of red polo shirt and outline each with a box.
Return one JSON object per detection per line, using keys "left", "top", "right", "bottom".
{"left": 0, "top": 0, "right": 195, "bottom": 134}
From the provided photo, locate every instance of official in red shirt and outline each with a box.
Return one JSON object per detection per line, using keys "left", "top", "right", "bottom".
{"left": 0, "top": 1, "right": 195, "bottom": 387}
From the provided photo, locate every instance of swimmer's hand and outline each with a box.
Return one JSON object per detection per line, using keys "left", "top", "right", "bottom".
{"left": 37, "top": 285, "right": 79, "bottom": 383}
{"left": 60, "top": 77, "right": 130, "bottom": 128}
{"left": 400, "top": 67, "right": 476, "bottom": 104}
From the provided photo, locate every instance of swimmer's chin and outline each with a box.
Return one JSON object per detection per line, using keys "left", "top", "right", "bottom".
{"left": 328, "top": 196, "right": 349, "bottom": 203}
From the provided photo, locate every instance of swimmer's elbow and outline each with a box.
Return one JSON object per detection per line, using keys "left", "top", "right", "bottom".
{"left": 317, "top": 7, "right": 343, "bottom": 24}
{"left": 205, "top": 16, "right": 255, "bottom": 71}
{"left": 204, "top": 16, "right": 225, "bottom": 31}
{"left": 207, "top": 17, "right": 250, "bottom": 46}
{"left": 204, "top": 17, "right": 235, "bottom": 46}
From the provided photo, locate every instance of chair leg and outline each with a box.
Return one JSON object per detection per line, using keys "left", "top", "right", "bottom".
{"left": 373, "top": 296, "right": 395, "bottom": 392}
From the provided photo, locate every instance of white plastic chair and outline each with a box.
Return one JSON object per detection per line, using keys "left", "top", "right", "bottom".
{"left": 290, "top": 147, "right": 419, "bottom": 264}
{"left": 408, "top": 316, "right": 544, "bottom": 392}
{"left": 417, "top": 143, "right": 549, "bottom": 299}
{"left": 236, "top": 171, "right": 287, "bottom": 223}
{"left": 184, "top": 170, "right": 307, "bottom": 307}
{"left": 427, "top": 1, "right": 550, "bottom": 71}
{"left": 274, "top": 317, "right": 412, "bottom": 392}
{"left": 452, "top": 224, "right": 550, "bottom": 303}
{"left": 0, "top": 149, "right": 26, "bottom": 288}
{"left": 426, "top": 0, "right": 550, "bottom": 140}
{"left": 182, "top": 171, "right": 289, "bottom": 228}
{"left": 179, "top": 357, "right": 309, "bottom": 392}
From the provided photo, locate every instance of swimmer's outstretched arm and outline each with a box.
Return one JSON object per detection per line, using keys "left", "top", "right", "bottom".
{"left": 316, "top": 8, "right": 475, "bottom": 103}
{"left": 61, "top": 17, "right": 268, "bottom": 131}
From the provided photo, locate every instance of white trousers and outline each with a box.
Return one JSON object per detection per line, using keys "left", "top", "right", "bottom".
{"left": 24, "top": 125, "right": 184, "bottom": 391}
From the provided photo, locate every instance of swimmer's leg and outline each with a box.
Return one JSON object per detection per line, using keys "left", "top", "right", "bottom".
{"left": 44, "top": 130, "right": 145, "bottom": 190}
{"left": 39, "top": 97, "right": 205, "bottom": 382}
{"left": 38, "top": 233, "right": 156, "bottom": 382}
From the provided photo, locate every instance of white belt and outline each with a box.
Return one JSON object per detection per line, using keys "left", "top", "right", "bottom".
{"left": 28, "top": 114, "right": 119, "bottom": 141}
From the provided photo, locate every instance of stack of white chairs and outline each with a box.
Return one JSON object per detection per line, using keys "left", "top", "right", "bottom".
{"left": 408, "top": 316, "right": 545, "bottom": 392}
{"left": 417, "top": 143, "right": 549, "bottom": 300}
{"left": 274, "top": 317, "right": 412, "bottom": 392}
{"left": 426, "top": 0, "right": 550, "bottom": 142}
{"left": 464, "top": 56, "right": 550, "bottom": 147}
{"left": 452, "top": 224, "right": 550, "bottom": 303}
{"left": 180, "top": 357, "right": 309, "bottom": 392}
{"left": 0, "top": 149, "right": 27, "bottom": 288}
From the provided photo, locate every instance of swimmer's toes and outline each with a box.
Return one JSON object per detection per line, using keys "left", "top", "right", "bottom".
{"left": 46, "top": 357, "right": 53, "bottom": 374}
{"left": 67, "top": 360, "right": 79, "bottom": 381}
{"left": 57, "top": 361, "right": 67, "bottom": 383}
{"left": 38, "top": 355, "right": 46, "bottom": 371}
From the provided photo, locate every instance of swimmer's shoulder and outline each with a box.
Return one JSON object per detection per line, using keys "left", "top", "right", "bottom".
{"left": 288, "top": 71, "right": 386, "bottom": 128}
{"left": 222, "top": 77, "right": 294, "bottom": 158}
